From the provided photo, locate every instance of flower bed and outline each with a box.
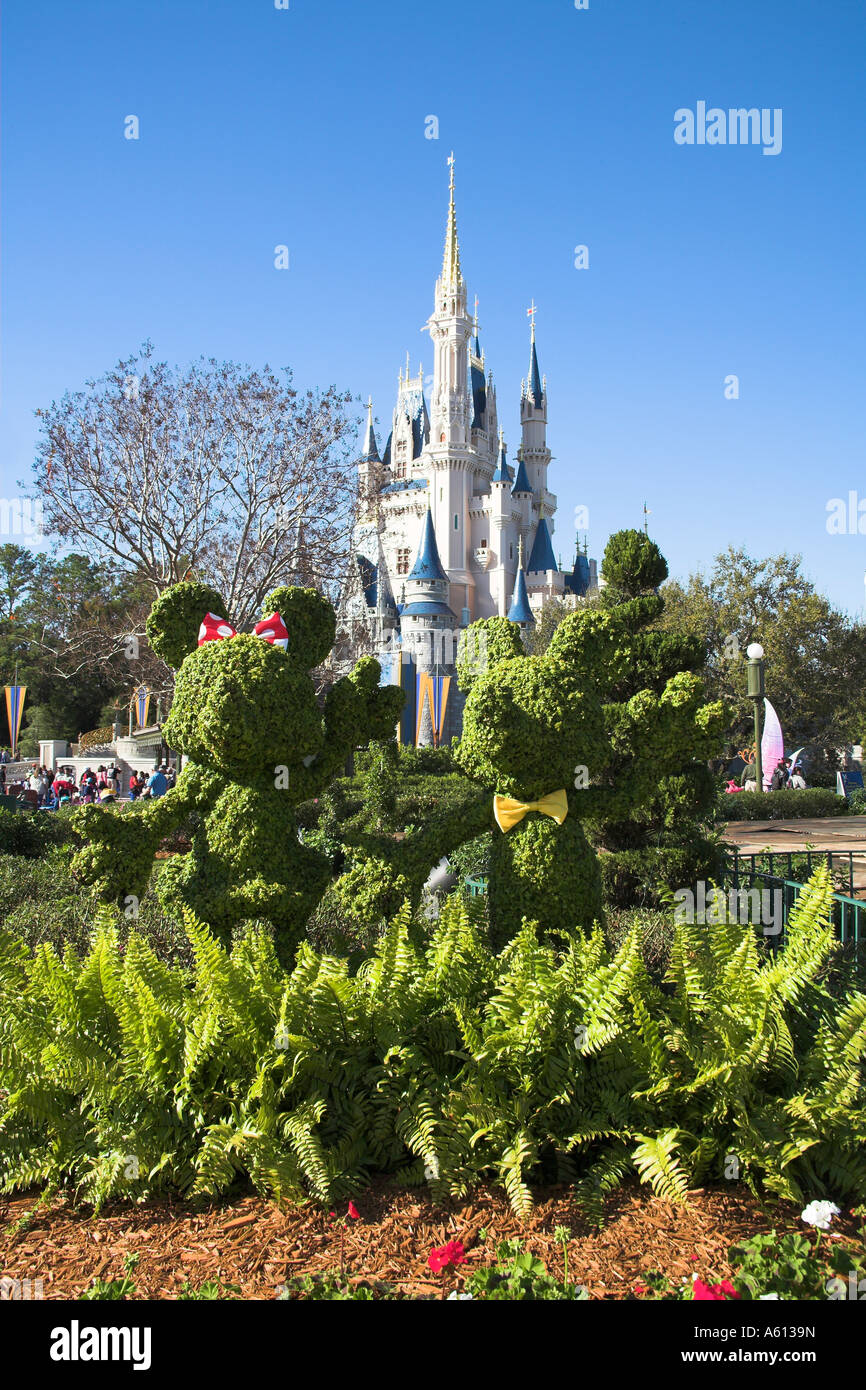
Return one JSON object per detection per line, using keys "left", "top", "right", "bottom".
{"left": 2, "top": 1181, "right": 863, "bottom": 1301}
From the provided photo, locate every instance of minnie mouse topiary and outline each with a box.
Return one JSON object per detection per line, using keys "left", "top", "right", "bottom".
{"left": 72, "top": 581, "right": 404, "bottom": 963}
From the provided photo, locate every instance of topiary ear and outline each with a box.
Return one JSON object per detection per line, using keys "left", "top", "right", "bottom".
{"left": 146, "top": 581, "right": 229, "bottom": 668}
{"left": 457, "top": 616, "right": 525, "bottom": 693}
{"left": 262, "top": 586, "right": 336, "bottom": 667}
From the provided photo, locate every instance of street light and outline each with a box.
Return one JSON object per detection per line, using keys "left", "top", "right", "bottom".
{"left": 746, "top": 642, "right": 765, "bottom": 792}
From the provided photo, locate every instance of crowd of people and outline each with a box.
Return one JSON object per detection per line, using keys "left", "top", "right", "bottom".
{"left": 0, "top": 761, "right": 177, "bottom": 809}
{"left": 734, "top": 756, "right": 807, "bottom": 793}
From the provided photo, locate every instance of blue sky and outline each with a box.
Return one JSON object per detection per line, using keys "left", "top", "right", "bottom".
{"left": 2, "top": 0, "right": 864, "bottom": 613}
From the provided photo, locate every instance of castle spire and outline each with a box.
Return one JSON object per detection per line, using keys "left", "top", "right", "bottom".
{"left": 441, "top": 152, "right": 463, "bottom": 290}
{"left": 360, "top": 396, "right": 380, "bottom": 464}
{"left": 525, "top": 301, "right": 544, "bottom": 406}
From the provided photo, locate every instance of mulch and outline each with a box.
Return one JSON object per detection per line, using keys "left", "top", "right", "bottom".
{"left": 2, "top": 1180, "right": 862, "bottom": 1299}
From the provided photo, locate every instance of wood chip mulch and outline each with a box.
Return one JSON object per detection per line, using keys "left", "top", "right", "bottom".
{"left": 1, "top": 1181, "right": 862, "bottom": 1300}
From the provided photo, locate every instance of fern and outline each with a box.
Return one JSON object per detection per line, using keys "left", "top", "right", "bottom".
{"left": 0, "top": 868, "right": 863, "bottom": 1219}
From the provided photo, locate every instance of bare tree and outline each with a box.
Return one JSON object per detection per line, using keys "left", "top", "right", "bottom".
{"left": 33, "top": 344, "right": 360, "bottom": 629}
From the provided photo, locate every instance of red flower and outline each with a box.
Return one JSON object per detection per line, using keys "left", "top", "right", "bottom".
{"left": 347, "top": 1201, "right": 361, "bottom": 1221}
{"left": 428, "top": 1240, "right": 466, "bottom": 1273}
{"left": 634, "top": 1283, "right": 647, "bottom": 1296}
{"left": 693, "top": 1277, "right": 740, "bottom": 1301}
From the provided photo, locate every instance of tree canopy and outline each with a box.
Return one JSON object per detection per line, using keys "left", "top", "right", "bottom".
{"left": 656, "top": 547, "right": 866, "bottom": 754}
{"left": 32, "top": 343, "right": 359, "bottom": 628}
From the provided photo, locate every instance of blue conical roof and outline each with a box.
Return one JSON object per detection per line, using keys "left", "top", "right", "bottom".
{"left": 492, "top": 440, "right": 513, "bottom": 483}
{"left": 408, "top": 508, "right": 448, "bottom": 583}
{"left": 507, "top": 566, "right": 535, "bottom": 625}
{"left": 511, "top": 456, "right": 532, "bottom": 494}
{"left": 527, "top": 335, "right": 544, "bottom": 407}
{"left": 527, "top": 517, "right": 557, "bottom": 573}
{"left": 565, "top": 552, "right": 591, "bottom": 596}
{"left": 360, "top": 405, "right": 380, "bottom": 463}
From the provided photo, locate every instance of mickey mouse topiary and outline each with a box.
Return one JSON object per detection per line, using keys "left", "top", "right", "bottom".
{"left": 335, "top": 573, "right": 726, "bottom": 948}
{"left": 72, "top": 581, "right": 405, "bottom": 963}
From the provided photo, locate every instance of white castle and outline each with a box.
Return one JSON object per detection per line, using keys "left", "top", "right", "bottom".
{"left": 337, "top": 155, "right": 597, "bottom": 744}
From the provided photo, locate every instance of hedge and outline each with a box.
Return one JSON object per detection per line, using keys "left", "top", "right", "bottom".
{"left": 719, "top": 788, "right": 846, "bottom": 821}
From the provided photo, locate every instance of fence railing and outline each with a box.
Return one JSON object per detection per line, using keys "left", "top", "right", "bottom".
{"left": 463, "top": 853, "right": 866, "bottom": 948}
{"left": 464, "top": 876, "right": 488, "bottom": 898}
{"left": 725, "top": 849, "right": 866, "bottom": 948}
{"left": 726, "top": 846, "right": 860, "bottom": 897}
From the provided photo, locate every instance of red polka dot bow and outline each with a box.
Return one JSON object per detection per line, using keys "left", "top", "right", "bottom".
{"left": 197, "top": 611, "right": 289, "bottom": 651}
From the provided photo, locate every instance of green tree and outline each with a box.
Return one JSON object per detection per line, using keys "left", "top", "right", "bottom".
{"left": 0, "top": 546, "right": 37, "bottom": 622}
{"left": 657, "top": 549, "right": 866, "bottom": 756}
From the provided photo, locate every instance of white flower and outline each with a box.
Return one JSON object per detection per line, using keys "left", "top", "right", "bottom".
{"left": 759, "top": 1293, "right": 780, "bottom": 1300}
{"left": 800, "top": 1200, "right": 841, "bottom": 1230}
{"left": 447, "top": 1291, "right": 473, "bottom": 1300}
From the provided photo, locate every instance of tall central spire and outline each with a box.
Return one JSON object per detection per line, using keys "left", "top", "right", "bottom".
{"left": 441, "top": 151, "right": 463, "bottom": 290}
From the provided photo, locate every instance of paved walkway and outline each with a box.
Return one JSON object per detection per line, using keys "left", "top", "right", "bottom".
{"left": 722, "top": 816, "right": 866, "bottom": 896}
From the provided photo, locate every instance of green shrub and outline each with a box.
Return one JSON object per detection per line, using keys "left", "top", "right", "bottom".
{"left": 603, "top": 906, "right": 675, "bottom": 980}
{"left": 719, "top": 788, "right": 845, "bottom": 820}
{"left": 0, "top": 850, "right": 197, "bottom": 968}
{"left": 363, "top": 741, "right": 399, "bottom": 832}
{"left": 396, "top": 744, "right": 455, "bottom": 776}
{"left": 598, "top": 840, "right": 726, "bottom": 910}
{"left": 1, "top": 865, "right": 863, "bottom": 1219}
{"left": 0, "top": 809, "right": 75, "bottom": 858}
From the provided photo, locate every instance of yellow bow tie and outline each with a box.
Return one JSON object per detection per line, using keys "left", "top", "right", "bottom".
{"left": 493, "top": 788, "right": 569, "bottom": 834}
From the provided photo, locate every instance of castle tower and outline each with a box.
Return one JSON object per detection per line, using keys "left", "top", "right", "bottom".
{"left": 401, "top": 507, "right": 459, "bottom": 746}
{"left": 511, "top": 451, "right": 533, "bottom": 543}
{"left": 491, "top": 430, "right": 514, "bottom": 616}
{"left": 426, "top": 154, "right": 475, "bottom": 622}
{"left": 508, "top": 536, "right": 536, "bottom": 645}
{"left": 519, "top": 304, "right": 551, "bottom": 500}
{"left": 357, "top": 397, "right": 382, "bottom": 522}
{"left": 400, "top": 507, "right": 457, "bottom": 666}
{"left": 338, "top": 156, "right": 598, "bottom": 739}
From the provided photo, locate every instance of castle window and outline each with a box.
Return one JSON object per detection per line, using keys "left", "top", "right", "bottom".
{"left": 480, "top": 538, "right": 487, "bottom": 548}
{"left": 396, "top": 548, "right": 410, "bottom": 576}
{"left": 454, "top": 514, "right": 459, "bottom": 530}
{"left": 510, "top": 544, "right": 513, "bottom": 559}
{"left": 439, "top": 433, "right": 446, "bottom": 443}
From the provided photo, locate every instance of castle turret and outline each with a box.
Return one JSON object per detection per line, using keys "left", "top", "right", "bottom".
{"left": 490, "top": 431, "right": 513, "bottom": 616}
{"left": 508, "top": 537, "right": 536, "bottom": 643}
{"left": 400, "top": 508, "right": 457, "bottom": 665}
{"left": 357, "top": 398, "right": 382, "bottom": 521}
{"left": 511, "top": 451, "right": 533, "bottom": 541}
{"left": 526, "top": 514, "right": 561, "bottom": 600}
{"left": 520, "top": 306, "right": 551, "bottom": 503}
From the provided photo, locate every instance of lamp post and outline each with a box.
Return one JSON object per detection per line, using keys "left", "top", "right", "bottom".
{"left": 746, "top": 642, "right": 765, "bottom": 792}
